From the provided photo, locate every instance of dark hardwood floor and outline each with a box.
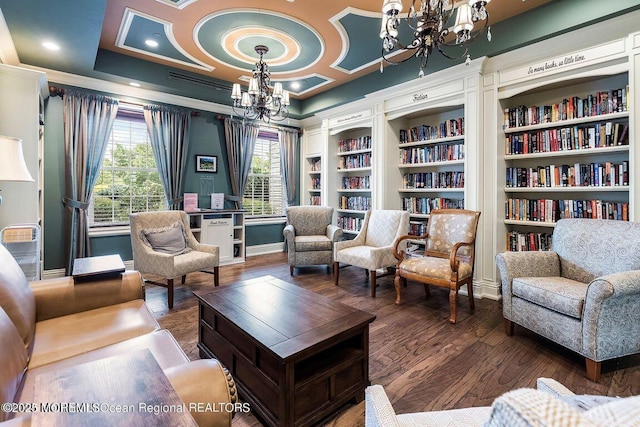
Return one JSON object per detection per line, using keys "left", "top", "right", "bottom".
{"left": 145, "top": 252, "right": 640, "bottom": 426}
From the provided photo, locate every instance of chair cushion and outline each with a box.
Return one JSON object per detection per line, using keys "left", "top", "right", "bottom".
{"left": 141, "top": 221, "right": 192, "bottom": 255}
{"left": 512, "top": 277, "right": 588, "bottom": 319}
{"left": 399, "top": 256, "right": 472, "bottom": 281}
{"left": 29, "top": 299, "right": 159, "bottom": 369}
{"left": 0, "top": 244, "right": 36, "bottom": 349}
{"left": 295, "top": 235, "right": 332, "bottom": 252}
{"left": 397, "top": 406, "right": 492, "bottom": 427}
{"left": 334, "top": 245, "right": 396, "bottom": 271}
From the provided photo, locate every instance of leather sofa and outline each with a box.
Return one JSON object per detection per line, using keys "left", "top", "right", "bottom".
{"left": 0, "top": 243, "right": 236, "bottom": 426}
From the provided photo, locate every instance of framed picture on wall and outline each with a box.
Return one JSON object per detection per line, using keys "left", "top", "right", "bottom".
{"left": 196, "top": 155, "right": 217, "bottom": 173}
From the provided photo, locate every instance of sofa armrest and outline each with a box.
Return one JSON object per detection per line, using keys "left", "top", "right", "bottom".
{"left": 192, "top": 242, "right": 220, "bottom": 264}
{"left": 164, "top": 359, "right": 237, "bottom": 427}
{"left": 365, "top": 385, "right": 401, "bottom": 427}
{"left": 536, "top": 378, "right": 575, "bottom": 398}
{"left": 582, "top": 270, "right": 640, "bottom": 361}
{"left": 326, "top": 224, "right": 342, "bottom": 243}
{"left": 31, "top": 271, "right": 145, "bottom": 322}
{"left": 484, "top": 388, "right": 583, "bottom": 427}
{"left": 495, "top": 251, "right": 560, "bottom": 319}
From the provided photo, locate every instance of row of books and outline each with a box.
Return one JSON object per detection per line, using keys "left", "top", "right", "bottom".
{"left": 401, "top": 197, "right": 465, "bottom": 215}
{"left": 505, "top": 121, "right": 628, "bottom": 155}
{"left": 399, "top": 142, "right": 464, "bottom": 165}
{"left": 309, "top": 196, "right": 322, "bottom": 206}
{"left": 506, "top": 161, "right": 628, "bottom": 188}
{"left": 504, "top": 86, "right": 629, "bottom": 129}
{"left": 505, "top": 198, "right": 629, "bottom": 222}
{"left": 342, "top": 176, "right": 370, "bottom": 190}
{"left": 338, "top": 153, "right": 371, "bottom": 170}
{"left": 507, "top": 231, "right": 553, "bottom": 252}
{"left": 311, "top": 177, "right": 321, "bottom": 189}
{"left": 309, "top": 159, "right": 321, "bottom": 171}
{"left": 399, "top": 117, "right": 465, "bottom": 144}
{"left": 403, "top": 172, "right": 465, "bottom": 189}
{"left": 337, "top": 215, "right": 364, "bottom": 232}
{"left": 338, "top": 136, "right": 372, "bottom": 153}
{"left": 338, "top": 196, "right": 371, "bottom": 211}
{"left": 409, "top": 221, "right": 427, "bottom": 237}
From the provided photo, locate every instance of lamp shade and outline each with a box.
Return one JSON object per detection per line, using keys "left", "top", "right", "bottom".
{"left": 0, "top": 136, "right": 33, "bottom": 182}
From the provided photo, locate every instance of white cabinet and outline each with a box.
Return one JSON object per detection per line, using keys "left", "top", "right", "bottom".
{"left": 188, "top": 210, "right": 245, "bottom": 265}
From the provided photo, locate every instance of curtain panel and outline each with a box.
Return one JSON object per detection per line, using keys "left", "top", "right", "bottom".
{"left": 278, "top": 128, "right": 299, "bottom": 206}
{"left": 143, "top": 105, "right": 192, "bottom": 210}
{"left": 223, "top": 118, "right": 260, "bottom": 208}
{"left": 62, "top": 91, "right": 119, "bottom": 274}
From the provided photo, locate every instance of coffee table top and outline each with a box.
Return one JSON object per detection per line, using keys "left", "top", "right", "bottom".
{"left": 194, "top": 275, "right": 376, "bottom": 361}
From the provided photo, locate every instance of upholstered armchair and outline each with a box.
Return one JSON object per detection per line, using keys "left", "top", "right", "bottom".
{"left": 496, "top": 218, "right": 640, "bottom": 381}
{"left": 393, "top": 209, "right": 481, "bottom": 324}
{"left": 334, "top": 210, "right": 410, "bottom": 297}
{"left": 130, "top": 210, "right": 219, "bottom": 309}
{"left": 282, "top": 206, "right": 342, "bottom": 275}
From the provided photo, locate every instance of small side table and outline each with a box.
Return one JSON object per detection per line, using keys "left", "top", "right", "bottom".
{"left": 72, "top": 254, "right": 125, "bottom": 282}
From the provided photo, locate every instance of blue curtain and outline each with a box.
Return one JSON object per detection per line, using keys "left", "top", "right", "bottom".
{"left": 223, "top": 118, "right": 260, "bottom": 208}
{"left": 278, "top": 128, "right": 299, "bottom": 206}
{"left": 143, "top": 105, "right": 192, "bottom": 210}
{"left": 62, "top": 91, "right": 119, "bottom": 274}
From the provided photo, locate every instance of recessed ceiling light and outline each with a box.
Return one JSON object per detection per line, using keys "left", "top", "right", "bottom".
{"left": 42, "top": 41, "right": 60, "bottom": 51}
{"left": 145, "top": 39, "right": 159, "bottom": 48}
{"left": 290, "top": 82, "right": 301, "bottom": 90}
{"left": 129, "top": 82, "right": 141, "bottom": 87}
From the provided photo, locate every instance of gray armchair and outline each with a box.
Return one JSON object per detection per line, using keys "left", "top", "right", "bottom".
{"left": 130, "top": 210, "right": 219, "bottom": 309}
{"left": 496, "top": 218, "right": 640, "bottom": 381}
{"left": 283, "top": 206, "right": 342, "bottom": 275}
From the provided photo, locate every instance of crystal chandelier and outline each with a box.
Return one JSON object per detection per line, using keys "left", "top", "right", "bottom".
{"left": 231, "top": 45, "right": 290, "bottom": 122}
{"left": 380, "top": 0, "right": 491, "bottom": 77}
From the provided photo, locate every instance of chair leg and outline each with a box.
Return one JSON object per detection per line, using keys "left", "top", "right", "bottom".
{"left": 504, "top": 318, "right": 515, "bottom": 336}
{"left": 585, "top": 358, "right": 601, "bottom": 381}
{"left": 467, "top": 282, "right": 475, "bottom": 311}
{"left": 370, "top": 270, "right": 376, "bottom": 298}
{"left": 333, "top": 262, "right": 339, "bottom": 286}
{"left": 181, "top": 275, "right": 186, "bottom": 285}
{"left": 423, "top": 283, "right": 430, "bottom": 297}
{"left": 394, "top": 271, "right": 403, "bottom": 305}
{"left": 214, "top": 266, "right": 219, "bottom": 286}
{"left": 448, "top": 289, "right": 457, "bottom": 324}
{"left": 167, "top": 278, "right": 174, "bottom": 310}
{"left": 290, "top": 265, "right": 294, "bottom": 276}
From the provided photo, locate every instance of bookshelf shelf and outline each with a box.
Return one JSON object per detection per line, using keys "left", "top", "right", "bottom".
{"left": 337, "top": 188, "right": 371, "bottom": 193}
{"left": 337, "top": 167, "right": 372, "bottom": 173}
{"left": 504, "top": 186, "right": 629, "bottom": 193}
{"left": 503, "top": 111, "right": 629, "bottom": 134}
{"left": 504, "top": 145, "right": 629, "bottom": 160}
{"left": 398, "top": 159, "right": 465, "bottom": 168}
{"left": 399, "top": 135, "right": 464, "bottom": 148}
{"left": 504, "top": 220, "right": 557, "bottom": 227}
{"left": 399, "top": 188, "right": 465, "bottom": 193}
{"left": 336, "top": 148, "right": 372, "bottom": 156}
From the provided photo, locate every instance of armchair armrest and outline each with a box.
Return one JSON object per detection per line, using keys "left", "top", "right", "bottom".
{"left": 582, "top": 270, "right": 640, "bottom": 361}
{"left": 450, "top": 241, "right": 473, "bottom": 272}
{"left": 31, "top": 271, "right": 145, "bottom": 322}
{"left": 536, "top": 378, "right": 575, "bottom": 398}
{"left": 192, "top": 242, "right": 220, "bottom": 263}
{"left": 335, "top": 231, "right": 365, "bottom": 252}
{"left": 393, "top": 233, "right": 426, "bottom": 261}
{"left": 164, "top": 359, "right": 237, "bottom": 427}
{"left": 365, "top": 385, "right": 401, "bottom": 427}
{"left": 326, "top": 224, "right": 342, "bottom": 242}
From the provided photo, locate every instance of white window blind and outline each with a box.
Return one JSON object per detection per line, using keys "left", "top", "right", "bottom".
{"left": 243, "top": 130, "right": 286, "bottom": 217}
{"left": 89, "top": 108, "right": 166, "bottom": 227}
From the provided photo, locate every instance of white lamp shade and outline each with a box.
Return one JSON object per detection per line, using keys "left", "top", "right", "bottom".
{"left": 0, "top": 136, "right": 33, "bottom": 182}
{"left": 241, "top": 92, "right": 252, "bottom": 107}
{"left": 231, "top": 83, "right": 242, "bottom": 99}
{"left": 273, "top": 82, "right": 283, "bottom": 98}
{"left": 454, "top": 4, "right": 474, "bottom": 34}
{"left": 282, "top": 90, "right": 290, "bottom": 106}
{"left": 247, "top": 78, "right": 259, "bottom": 95}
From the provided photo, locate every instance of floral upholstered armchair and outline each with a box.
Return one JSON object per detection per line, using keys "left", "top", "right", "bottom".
{"left": 282, "top": 206, "right": 342, "bottom": 275}
{"left": 496, "top": 218, "right": 640, "bottom": 381}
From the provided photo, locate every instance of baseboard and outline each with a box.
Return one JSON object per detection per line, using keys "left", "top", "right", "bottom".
{"left": 457, "top": 279, "right": 501, "bottom": 301}
{"left": 246, "top": 242, "right": 285, "bottom": 257}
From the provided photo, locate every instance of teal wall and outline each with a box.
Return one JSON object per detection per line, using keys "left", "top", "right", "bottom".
{"left": 42, "top": 92, "right": 293, "bottom": 270}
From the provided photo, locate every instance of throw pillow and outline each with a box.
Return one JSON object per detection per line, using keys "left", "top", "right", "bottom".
{"left": 140, "top": 221, "right": 192, "bottom": 255}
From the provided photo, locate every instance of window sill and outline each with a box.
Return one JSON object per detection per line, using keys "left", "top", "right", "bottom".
{"left": 88, "top": 226, "right": 131, "bottom": 237}
{"left": 245, "top": 217, "right": 286, "bottom": 226}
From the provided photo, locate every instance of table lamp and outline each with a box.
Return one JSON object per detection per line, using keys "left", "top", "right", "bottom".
{"left": 0, "top": 135, "right": 34, "bottom": 206}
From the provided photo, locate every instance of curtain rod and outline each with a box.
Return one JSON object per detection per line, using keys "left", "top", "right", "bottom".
{"left": 215, "top": 114, "right": 302, "bottom": 134}
{"left": 48, "top": 85, "right": 200, "bottom": 117}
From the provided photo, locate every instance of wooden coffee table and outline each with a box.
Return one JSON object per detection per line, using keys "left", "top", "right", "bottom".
{"left": 194, "top": 275, "right": 376, "bottom": 427}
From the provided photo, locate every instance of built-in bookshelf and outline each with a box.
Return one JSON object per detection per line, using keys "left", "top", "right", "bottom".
{"left": 499, "top": 72, "right": 631, "bottom": 251}
{"left": 307, "top": 155, "right": 322, "bottom": 205}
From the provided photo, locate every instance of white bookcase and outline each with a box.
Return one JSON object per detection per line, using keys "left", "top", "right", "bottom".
{"left": 188, "top": 210, "right": 245, "bottom": 265}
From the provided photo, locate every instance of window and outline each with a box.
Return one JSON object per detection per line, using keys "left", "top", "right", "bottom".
{"left": 89, "top": 107, "right": 165, "bottom": 227}
{"left": 243, "top": 129, "right": 286, "bottom": 217}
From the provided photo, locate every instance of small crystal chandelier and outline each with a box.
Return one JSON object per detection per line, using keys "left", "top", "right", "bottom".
{"left": 380, "top": 0, "right": 492, "bottom": 77}
{"left": 231, "top": 45, "right": 290, "bottom": 122}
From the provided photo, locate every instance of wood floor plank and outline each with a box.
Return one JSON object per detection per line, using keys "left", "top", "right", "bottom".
{"left": 145, "top": 252, "right": 640, "bottom": 426}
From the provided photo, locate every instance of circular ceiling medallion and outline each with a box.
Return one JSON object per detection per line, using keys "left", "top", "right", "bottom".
{"left": 196, "top": 10, "right": 323, "bottom": 74}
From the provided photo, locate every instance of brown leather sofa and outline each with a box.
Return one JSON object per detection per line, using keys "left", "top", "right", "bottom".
{"left": 0, "top": 244, "right": 236, "bottom": 426}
